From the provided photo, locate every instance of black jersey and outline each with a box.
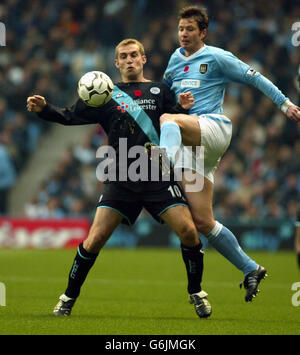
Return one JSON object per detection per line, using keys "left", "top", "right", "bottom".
{"left": 37, "top": 81, "right": 188, "bottom": 190}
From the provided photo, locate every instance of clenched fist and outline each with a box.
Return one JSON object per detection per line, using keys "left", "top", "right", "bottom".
{"left": 178, "top": 91, "right": 194, "bottom": 110}
{"left": 286, "top": 105, "right": 300, "bottom": 122}
{"left": 26, "top": 95, "right": 47, "bottom": 113}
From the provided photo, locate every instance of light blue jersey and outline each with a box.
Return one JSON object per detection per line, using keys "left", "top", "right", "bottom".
{"left": 163, "top": 45, "right": 288, "bottom": 115}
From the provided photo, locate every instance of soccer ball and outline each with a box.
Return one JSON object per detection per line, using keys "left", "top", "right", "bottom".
{"left": 77, "top": 71, "right": 114, "bottom": 107}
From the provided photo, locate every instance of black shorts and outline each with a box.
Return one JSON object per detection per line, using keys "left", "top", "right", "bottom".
{"left": 97, "top": 182, "right": 188, "bottom": 225}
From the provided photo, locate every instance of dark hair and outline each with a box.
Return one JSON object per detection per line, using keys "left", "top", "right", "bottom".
{"left": 179, "top": 6, "right": 209, "bottom": 31}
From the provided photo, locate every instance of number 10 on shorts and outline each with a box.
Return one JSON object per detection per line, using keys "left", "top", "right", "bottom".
{"left": 168, "top": 185, "right": 182, "bottom": 198}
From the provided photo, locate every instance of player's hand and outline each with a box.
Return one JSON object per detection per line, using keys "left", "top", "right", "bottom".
{"left": 26, "top": 95, "right": 47, "bottom": 113}
{"left": 286, "top": 105, "right": 300, "bottom": 122}
{"left": 178, "top": 91, "right": 194, "bottom": 110}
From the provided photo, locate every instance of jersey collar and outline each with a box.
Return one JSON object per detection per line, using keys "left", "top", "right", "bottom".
{"left": 177, "top": 44, "right": 207, "bottom": 61}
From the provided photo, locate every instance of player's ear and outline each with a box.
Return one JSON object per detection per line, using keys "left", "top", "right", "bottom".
{"left": 114, "top": 59, "right": 120, "bottom": 69}
{"left": 200, "top": 28, "right": 207, "bottom": 40}
{"left": 142, "top": 55, "right": 147, "bottom": 65}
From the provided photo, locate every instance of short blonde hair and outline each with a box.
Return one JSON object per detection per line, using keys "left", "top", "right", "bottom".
{"left": 115, "top": 38, "right": 145, "bottom": 58}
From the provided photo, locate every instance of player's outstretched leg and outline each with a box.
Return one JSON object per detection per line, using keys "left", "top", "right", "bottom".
{"left": 189, "top": 291, "right": 212, "bottom": 318}
{"left": 159, "top": 120, "right": 182, "bottom": 165}
{"left": 239, "top": 265, "right": 267, "bottom": 302}
{"left": 181, "top": 243, "right": 212, "bottom": 318}
{"left": 182, "top": 175, "right": 268, "bottom": 302}
{"left": 144, "top": 142, "right": 174, "bottom": 176}
{"left": 53, "top": 294, "right": 76, "bottom": 316}
{"left": 53, "top": 242, "right": 99, "bottom": 316}
{"left": 204, "top": 223, "right": 268, "bottom": 302}
{"left": 160, "top": 205, "right": 212, "bottom": 319}
{"left": 53, "top": 208, "right": 123, "bottom": 316}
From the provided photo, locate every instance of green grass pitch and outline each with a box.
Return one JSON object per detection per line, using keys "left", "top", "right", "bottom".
{"left": 0, "top": 248, "right": 299, "bottom": 335}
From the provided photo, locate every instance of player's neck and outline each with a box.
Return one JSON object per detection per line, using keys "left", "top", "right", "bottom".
{"left": 122, "top": 76, "right": 151, "bottom": 83}
{"left": 184, "top": 42, "right": 205, "bottom": 57}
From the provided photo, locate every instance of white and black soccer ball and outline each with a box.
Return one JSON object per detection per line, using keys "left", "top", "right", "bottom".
{"left": 77, "top": 71, "right": 114, "bottom": 107}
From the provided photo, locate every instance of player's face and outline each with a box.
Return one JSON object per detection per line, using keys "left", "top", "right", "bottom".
{"left": 115, "top": 44, "right": 146, "bottom": 82}
{"left": 178, "top": 18, "right": 206, "bottom": 55}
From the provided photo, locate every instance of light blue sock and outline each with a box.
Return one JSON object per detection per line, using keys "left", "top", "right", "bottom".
{"left": 206, "top": 222, "right": 258, "bottom": 275}
{"left": 160, "top": 121, "right": 182, "bottom": 164}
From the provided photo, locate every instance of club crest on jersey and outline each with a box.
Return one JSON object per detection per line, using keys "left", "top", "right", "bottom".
{"left": 150, "top": 87, "right": 160, "bottom": 95}
{"left": 199, "top": 63, "right": 208, "bottom": 74}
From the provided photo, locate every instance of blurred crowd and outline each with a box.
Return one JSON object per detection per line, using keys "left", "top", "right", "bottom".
{"left": 0, "top": 0, "right": 299, "bottom": 221}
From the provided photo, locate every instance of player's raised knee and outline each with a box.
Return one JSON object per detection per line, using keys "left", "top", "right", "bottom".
{"left": 160, "top": 113, "right": 175, "bottom": 125}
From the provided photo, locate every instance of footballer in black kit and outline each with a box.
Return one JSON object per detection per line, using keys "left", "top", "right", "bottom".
{"left": 37, "top": 81, "right": 189, "bottom": 225}
{"left": 28, "top": 38, "right": 212, "bottom": 319}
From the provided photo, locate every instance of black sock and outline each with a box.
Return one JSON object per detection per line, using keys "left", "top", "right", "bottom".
{"left": 297, "top": 253, "right": 300, "bottom": 269}
{"left": 181, "top": 243, "right": 204, "bottom": 294}
{"left": 64, "top": 243, "right": 99, "bottom": 299}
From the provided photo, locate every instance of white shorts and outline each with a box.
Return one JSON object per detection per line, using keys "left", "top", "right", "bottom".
{"left": 175, "top": 114, "right": 232, "bottom": 184}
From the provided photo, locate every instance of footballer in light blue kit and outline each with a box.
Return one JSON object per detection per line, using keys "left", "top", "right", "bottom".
{"left": 164, "top": 46, "right": 289, "bottom": 118}
{"left": 155, "top": 6, "right": 300, "bottom": 303}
